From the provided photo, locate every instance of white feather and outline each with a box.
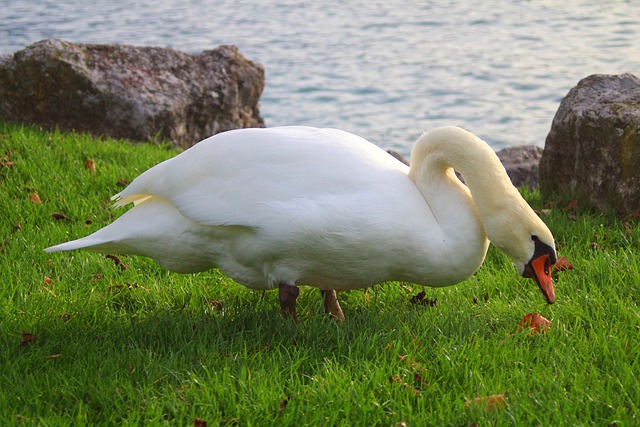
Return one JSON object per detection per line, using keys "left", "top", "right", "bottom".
{"left": 45, "top": 126, "right": 554, "bottom": 291}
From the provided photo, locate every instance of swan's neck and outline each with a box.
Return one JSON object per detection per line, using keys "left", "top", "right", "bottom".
{"left": 408, "top": 127, "right": 524, "bottom": 256}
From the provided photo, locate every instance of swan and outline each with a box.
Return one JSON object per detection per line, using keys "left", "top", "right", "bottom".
{"left": 45, "top": 126, "right": 557, "bottom": 322}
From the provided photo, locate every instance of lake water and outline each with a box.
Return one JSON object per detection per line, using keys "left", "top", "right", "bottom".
{"left": 2, "top": 0, "right": 639, "bottom": 157}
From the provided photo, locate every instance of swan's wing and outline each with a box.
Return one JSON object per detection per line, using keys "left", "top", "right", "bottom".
{"left": 113, "top": 127, "right": 415, "bottom": 228}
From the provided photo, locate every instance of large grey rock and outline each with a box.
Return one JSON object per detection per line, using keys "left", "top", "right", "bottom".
{"left": 0, "top": 39, "right": 265, "bottom": 148}
{"left": 539, "top": 73, "right": 640, "bottom": 214}
{"left": 496, "top": 145, "right": 543, "bottom": 190}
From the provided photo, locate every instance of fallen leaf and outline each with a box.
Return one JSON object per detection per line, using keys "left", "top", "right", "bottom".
{"left": 193, "top": 418, "right": 208, "bottom": 427}
{"left": 593, "top": 232, "right": 608, "bottom": 241}
{"left": 109, "top": 282, "right": 140, "bottom": 292}
{"left": 626, "top": 210, "right": 640, "bottom": 222}
{"left": 277, "top": 397, "right": 289, "bottom": 415}
{"left": 518, "top": 313, "right": 552, "bottom": 334}
{"left": 590, "top": 242, "right": 604, "bottom": 250}
{"left": 85, "top": 158, "right": 96, "bottom": 175}
{"left": 105, "top": 254, "right": 129, "bottom": 270}
{"left": 0, "top": 156, "right": 14, "bottom": 168}
{"left": 51, "top": 212, "right": 70, "bottom": 221}
{"left": 49, "top": 354, "right": 62, "bottom": 359}
{"left": 29, "top": 192, "right": 42, "bottom": 204}
{"left": 21, "top": 332, "right": 35, "bottom": 346}
{"left": 43, "top": 275, "right": 53, "bottom": 285}
{"left": 553, "top": 256, "right": 574, "bottom": 272}
{"left": 42, "top": 285, "right": 58, "bottom": 298}
{"left": 389, "top": 374, "right": 420, "bottom": 396}
{"left": 208, "top": 299, "right": 223, "bottom": 309}
{"left": 414, "top": 370, "right": 428, "bottom": 387}
{"left": 409, "top": 290, "right": 437, "bottom": 306}
{"left": 464, "top": 394, "right": 506, "bottom": 411}
{"left": 563, "top": 199, "right": 579, "bottom": 212}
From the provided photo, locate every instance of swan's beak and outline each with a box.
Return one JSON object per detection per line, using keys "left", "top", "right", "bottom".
{"left": 525, "top": 254, "right": 555, "bottom": 304}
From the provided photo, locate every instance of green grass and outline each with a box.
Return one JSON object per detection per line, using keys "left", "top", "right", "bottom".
{"left": 1, "top": 122, "right": 639, "bottom": 426}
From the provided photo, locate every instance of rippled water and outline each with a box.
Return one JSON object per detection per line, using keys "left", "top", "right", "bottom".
{"left": 2, "top": 0, "right": 639, "bottom": 156}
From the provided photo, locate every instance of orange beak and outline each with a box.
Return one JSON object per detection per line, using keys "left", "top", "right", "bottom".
{"left": 526, "top": 254, "right": 555, "bottom": 304}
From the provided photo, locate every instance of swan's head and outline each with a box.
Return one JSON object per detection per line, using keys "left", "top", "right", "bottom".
{"left": 484, "top": 204, "right": 557, "bottom": 304}
{"left": 410, "top": 125, "right": 557, "bottom": 303}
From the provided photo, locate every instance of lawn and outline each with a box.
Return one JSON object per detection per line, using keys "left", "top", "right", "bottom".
{"left": 0, "top": 122, "right": 638, "bottom": 426}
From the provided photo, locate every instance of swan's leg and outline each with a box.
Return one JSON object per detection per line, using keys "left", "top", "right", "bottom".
{"left": 278, "top": 282, "right": 300, "bottom": 323}
{"left": 321, "top": 290, "right": 345, "bottom": 321}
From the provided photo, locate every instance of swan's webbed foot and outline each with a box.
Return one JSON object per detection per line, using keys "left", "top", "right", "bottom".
{"left": 278, "top": 282, "right": 300, "bottom": 323}
{"left": 321, "top": 289, "right": 345, "bottom": 321}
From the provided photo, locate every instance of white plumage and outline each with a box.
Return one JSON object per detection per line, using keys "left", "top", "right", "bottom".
{"left": 45, "top": 126, "right": 557, "bottom": 320}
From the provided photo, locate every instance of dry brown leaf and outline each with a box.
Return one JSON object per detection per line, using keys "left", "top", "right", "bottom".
{"left": 43, "top": 275, "right": 53, "bottom": 285}
{"left": 208, "top": 299, "right": 223, "bottom": 309}
{"left": 389, "top": 374, "right": 420, "bottom": 396}
{"left": 29, "top": 192, "right": 42, "bottom": 204}
{"left": 394, "top": 355, "right": 429, "bottom": 389}
{"left": 409, "top": 290, "right": 437, "bottom": 306}
{"left": 624, "top": 222, "right": 633, "bottom": 237}
{"left": 518, "top": 313, "right": 552, "bottom": 334}
{"left": 21, "top": 332, "right": 35, "bottom": 346}
{"left": 553, "top": 256, "right": 574, "bottom": 272}
{"left": 85, "top": 158, "right": 96, "bottom": 175}
{"left": 193, "top": 418, "right": 208, "bottom": 427}
{"left": 116, "top": 178, "right": 130, "bottom": 187}
{"left": 277, "top": 397, "right": 289, "bottom": 415}
{"left": 535, "top": 208, "right": 551, "bottom": 217}
{"left": 105, "top": 254, "right": 129, "bottom": 270}
{"left": 628, "top": 210, "right": 640, "bottom": 219}
{"left": 563, "top": 199, "right": 579, "bottom": 212}
{"left": 0, "top": 156, "right": 14, "bottom": 169}
{"left": 464, "top": 394, "right": 506, "bottom": 411}
{"left": 51, "top": 212, "right": 70, "bottom": 221}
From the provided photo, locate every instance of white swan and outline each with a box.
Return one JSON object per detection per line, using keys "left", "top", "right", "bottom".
{"left": 45, "top": 126, "right": 557, "bottom": 321}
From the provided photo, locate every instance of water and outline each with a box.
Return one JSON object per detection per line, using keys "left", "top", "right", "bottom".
{"left": 2, "top": 0, "right": 639, "bottom": 157}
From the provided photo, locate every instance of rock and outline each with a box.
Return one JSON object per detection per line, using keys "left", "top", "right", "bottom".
{"left": 0, "top": 39, "right": 265, "bottom": 148}
{"left": 496, "top": 145, "right": 543, "bottom": 190}
{"left": 539, "top": 73, "right": 640, "bottom": 214}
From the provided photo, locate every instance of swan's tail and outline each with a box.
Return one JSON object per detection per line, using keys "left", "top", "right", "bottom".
{"left": 43, "top": 237, "right": 114, "bottom": 253}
